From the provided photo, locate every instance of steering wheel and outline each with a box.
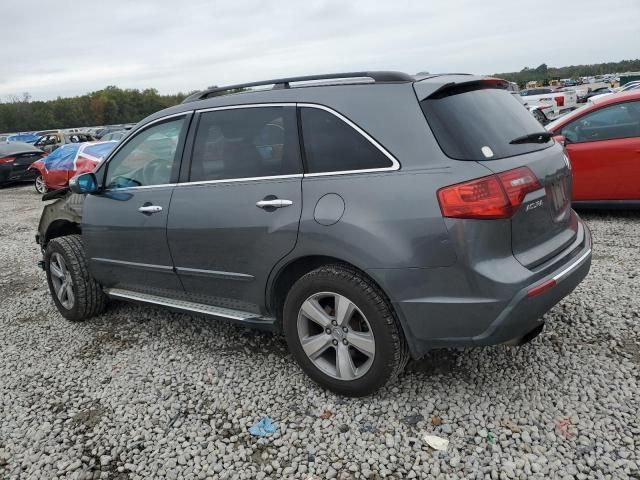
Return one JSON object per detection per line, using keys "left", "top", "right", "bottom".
{"left": 141, "top": 158, "right": 171, "bottom": 185}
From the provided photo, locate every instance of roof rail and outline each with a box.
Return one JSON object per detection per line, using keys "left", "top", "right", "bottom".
{"left": 181, "top": 71, "right": 414, "bottom": 103}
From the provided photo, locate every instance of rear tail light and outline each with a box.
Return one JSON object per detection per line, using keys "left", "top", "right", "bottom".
{"left": 554, "top": 96, "right": 565, "bottom": 107}
{"left": 437, "top": 167, "right": 541, "bottom": 219}
{"left": 0, "top": 156, "right": 16, "bottom": 165}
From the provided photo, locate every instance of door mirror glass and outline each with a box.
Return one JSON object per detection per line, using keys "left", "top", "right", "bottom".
{"left": 69, "top": 172, "right": 99, "bottom": 194}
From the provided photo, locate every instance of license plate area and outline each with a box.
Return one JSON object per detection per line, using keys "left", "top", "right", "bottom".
{"left": 546, "top": 178, "right": 570, "bottom": 218}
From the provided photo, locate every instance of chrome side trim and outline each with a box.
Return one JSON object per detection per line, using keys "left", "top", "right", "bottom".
{"left": 105, "top": 288, "right": 270, "bottom": 322}
{"left": 175, "top": 174, "right": 302, "bottom": 188}
{"left": 106, "top": 183, "right": 177, "bottom": 192}
{"left": 175, "top": 266, "right": 254, "bottom": 281}
{"left": 91, "top": 257, "right": 174, "bottom": 272}
{"left": 297, "top": 102, "right": 400, "bottom": 176}
{"left": 552, "top": 249, "right": 591, "bottom": 282}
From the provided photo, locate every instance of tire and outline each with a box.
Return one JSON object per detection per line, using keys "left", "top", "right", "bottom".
{"left": 283, "top": 264, "right": 409, "bottom": 396}
{"left": 34, "top": 174, "right": 48, "bottom": 194}
{"left": 45, "top": 234, "right": 107, "bottom": 321}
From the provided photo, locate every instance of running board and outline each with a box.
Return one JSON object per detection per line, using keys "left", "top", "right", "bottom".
{"left": 105, "top": 288, "right": 276, "bottom": 330}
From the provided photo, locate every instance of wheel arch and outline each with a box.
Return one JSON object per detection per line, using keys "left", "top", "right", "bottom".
{"left": 44, "top": 219, "right": 81, "bottom": 246}
{"left": 267, "top": 254, "right": 415, "bottom": 356}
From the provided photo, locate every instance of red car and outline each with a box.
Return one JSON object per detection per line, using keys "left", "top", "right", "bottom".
{"left": 547, "top": 91, "right": 640, "bottom": 207}
{"left": 28, "top": 141, "right": 117, "bottom": 193}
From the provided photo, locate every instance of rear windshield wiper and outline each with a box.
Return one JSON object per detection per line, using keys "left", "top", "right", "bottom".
{"left": 509, "top": 132, "right": 553, "bottom": 144}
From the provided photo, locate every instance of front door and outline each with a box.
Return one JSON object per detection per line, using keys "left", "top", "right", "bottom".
{"left": 167, "top": 106, "right": 303, "bottom": 313}
{"left": 561, "top": 100, "right": 640, "bottom": 200}
{"left": 83, "top": 114, "right": 190, "bottom": 296}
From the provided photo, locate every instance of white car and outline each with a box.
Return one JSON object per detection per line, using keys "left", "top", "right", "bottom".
{"left": 510, "top": 91, "right": 559, "bottom": 124}
{"left": 589, "top": 82, "right": 640, "bottom": 102}
{"left": 519, "top": 87, "right": 577, "bottom": 112}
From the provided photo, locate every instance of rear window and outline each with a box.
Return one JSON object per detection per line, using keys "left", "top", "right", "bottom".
{"left": 420, "top": 84, "right": 553, "bottom": 161}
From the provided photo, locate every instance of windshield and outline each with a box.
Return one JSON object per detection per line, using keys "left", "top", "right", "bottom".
{"left": 420, "top": 84, "right": 553, "bottom": 161}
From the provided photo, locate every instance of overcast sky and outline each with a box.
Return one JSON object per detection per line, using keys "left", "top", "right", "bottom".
{"left": 2, "top": 0, "right": 639, "bottom": 101}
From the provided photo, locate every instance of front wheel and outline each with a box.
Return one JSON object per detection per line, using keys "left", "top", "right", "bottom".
{"left": 45, "top": 235, "right": 107, "bottom": 321}
{"left": 34, "top": 174, "right": 48, "bottom": 194}
{"left": 283, "top": 265, "right": 409, "bottom": 396}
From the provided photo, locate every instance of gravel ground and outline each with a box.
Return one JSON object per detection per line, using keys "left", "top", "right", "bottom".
{"left": 0, "top": 184, "right": 638, "bottom": 480}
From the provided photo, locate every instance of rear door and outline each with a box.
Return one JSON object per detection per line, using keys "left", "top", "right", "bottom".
{"left": 559, "top": 100, "right": 640, "bottom": 200}
{"left": 83, "top": 114, "right": 190, "bottom": 295}
{"left": 167, "top": 105, "right": 303, "bottom": 313}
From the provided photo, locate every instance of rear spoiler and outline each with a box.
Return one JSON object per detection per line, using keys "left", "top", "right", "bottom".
{"left": 414, "top": 74, "right": 509, "bottom": 101}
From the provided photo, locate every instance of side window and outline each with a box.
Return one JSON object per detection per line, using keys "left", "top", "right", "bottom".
{"left": 105, "top": 117, "right": 185, "bottom": 189}
{"left": 190, "top": 106, "right": 301, "bottom": 181}
{"left": 300, "top": 107, "right": 393, "bottom": 174}
{"left": 562, "top": 102, "right": 640, "bottom": 143}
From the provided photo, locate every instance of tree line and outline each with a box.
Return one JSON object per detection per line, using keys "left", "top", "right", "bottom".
{"left": 494, "top": 59, "right": 640, "bottom": 87}
{"left": 0, "top": 86, "right": 189, "bottom": 133}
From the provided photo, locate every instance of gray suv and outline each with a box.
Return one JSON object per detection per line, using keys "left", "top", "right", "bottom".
{"left": 37, "top": 72, "right": 592, "bottom": 396}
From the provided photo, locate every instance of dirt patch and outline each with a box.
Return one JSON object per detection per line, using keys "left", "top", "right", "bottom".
{"left": 72, "top": 401, "right": 105, "bottom": 430}
{"left": 73, "top": 330, "right": 138, "bottom": 360}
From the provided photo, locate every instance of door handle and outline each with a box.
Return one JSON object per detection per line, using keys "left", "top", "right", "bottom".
{"left": 256, "top": 199, "right": 293, "bottom": 209}
{"left": 138, "top": 205, "right": 163, "bottom": 214}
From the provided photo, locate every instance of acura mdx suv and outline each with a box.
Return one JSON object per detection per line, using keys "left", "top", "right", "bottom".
{"left": 37, "top": 72, "right": 592, "bottom": 396}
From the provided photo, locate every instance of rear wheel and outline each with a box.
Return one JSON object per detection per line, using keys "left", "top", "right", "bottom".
{"left": 45, "top": 235, "right": 107, "bottom": 321}
{"left": 34, "top": 174, "right": 47, "bottom": 194}
{"left": 283, "top": 264, "right": 409, "bottom": 396}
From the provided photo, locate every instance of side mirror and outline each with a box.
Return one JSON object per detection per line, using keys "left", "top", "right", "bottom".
{"left": 553, "top": 134, "right": 565, "bottom": 146}
{"left": 69, "top": 172, "right": 99, "bottom": 194}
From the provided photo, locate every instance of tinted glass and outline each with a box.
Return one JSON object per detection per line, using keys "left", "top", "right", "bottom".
{"left": 421, "top": 85, "right": 552, "bottom": 161}
{"left": 105, "top": 117, "right": 185, "bottom": 189}
{"left": 190, "top": 106, "right": 301, "bottom": 181}
{"left": 561, "top": 101, "right": 640, "bottom": 143}
{"left": 300, "top": 107, "right": 392, "bottom": 173}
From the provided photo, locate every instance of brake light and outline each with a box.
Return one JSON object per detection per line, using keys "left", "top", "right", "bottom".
{"left": 554, "top": 96, "right": 565, "bottom": 107}
{"left": 0, "top": 156, "right": 16, "bottom": 165}
{"left": 437, "top": 167, "right": 541, "bottom": 219}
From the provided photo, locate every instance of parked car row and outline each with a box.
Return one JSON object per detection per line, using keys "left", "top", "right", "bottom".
{"left": 29, "top": 141, "right": 118, "bottom": 193}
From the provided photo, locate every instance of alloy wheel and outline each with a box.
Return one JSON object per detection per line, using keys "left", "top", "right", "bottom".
{"left": 297, "top": 292, "right": 375, "bottom": 380}
{"left": 35, "top": 175, "right": 47, "bottom": 194}
{"left": 49, "top": 252, "right": 75, "bottom": 309}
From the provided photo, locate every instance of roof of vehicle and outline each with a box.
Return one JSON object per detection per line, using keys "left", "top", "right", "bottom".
{"left": 547, "top": 90, "right": 640, "bottom": 131}
{"left": 134, "top": 72, "right": 505, "bottom": 132}
{"left": 0, "top": 141, "right": 43, "bottom": 156}
{"left": 590, "top": 89, "right": 640, "bottom": 106}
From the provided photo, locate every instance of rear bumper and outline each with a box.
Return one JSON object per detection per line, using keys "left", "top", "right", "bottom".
{"left": 369, "top": 216, "right": 592, "bottom": 358}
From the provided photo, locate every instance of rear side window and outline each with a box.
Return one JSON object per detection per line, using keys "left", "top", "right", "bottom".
{"left": 190, "top": 106, "right": 301, "bottom": 181}
{"left": 421, "top": 85, "right": 552, "bottom": 161}
{"left": 300, "top": 107, "right": 393, "bottom": 174}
